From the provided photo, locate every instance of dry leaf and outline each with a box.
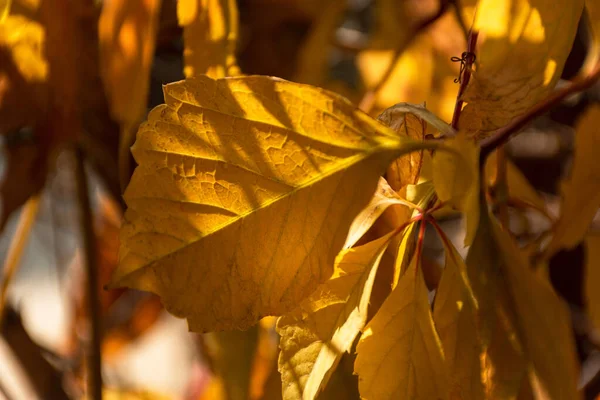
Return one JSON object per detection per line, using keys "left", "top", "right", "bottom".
{"left": 432, "top": 134, "right": 480, "bottom": 245}
{"left": 354, "top": 255, "right": 449, "bottom": 400}
{"left": 460, "top": 0, "right": 584, "bottom": 138}
{"left": 433, "top": 239, "right": 483, "bottom": 400}
{"left": 277, "top": 231, "right": 394, "bottom": 400}
{"left": 491, "top": 220, "right": 581, "bottom": 399}
{"left": 178, "top": 0, "right": 239, "bottom": 79}
{"left": 548, "top": 105, "right": 600, "bottom": 254}
{"left": 110, "top": 75, "right": 431, "bottom": 332}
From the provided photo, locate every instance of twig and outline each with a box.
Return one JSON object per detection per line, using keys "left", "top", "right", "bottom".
{"left": 358, "top": 0, "right": 452, "bottom": 113}
{"left": 74, "top": 146, "right": 103, "bottom": 400}
{"left": 0, "top": 194, "right": 41, "bottom": 327}
{"left": 480, "top": 61, "right": 600, "bottom": 161}
{"left": 451, "top": 30, "right": 479, "bottom": 130}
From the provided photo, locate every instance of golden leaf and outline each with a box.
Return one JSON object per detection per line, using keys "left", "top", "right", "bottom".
{"left": 460, "top": 0, "right": 584, "bottom": 138}
{"left": 354, "top": 255, "right": 449, "bottom": 400}
{"left": 433, "top": 238, "right": 483, "bottom": 400}
{"left": 583, "top": 0, "right": 600, "bottom": 75}
{"left": 277, "top": 231, "right": 395, "bottom": 400}
{"left": 491, "top": 221, "right": 581, "bottom": 399}
{"left": 99, "top": 0, "right": 161, "bottom": 126}
{"left": 178, "top": 0, "right": 239, "bottom": 79}
{"left": 586, "top": 234, "right": 600, "bottom": 334}
{"left": 485, "top": 151, "right": 546, "bottom": 212}
{"left": 548, "top": 105, "right": 600, "bottom": 254}
{"left": 432, "top": 135, "right": 480, "bottom": 245}
{"left": 110, "top": 75, "right": 430, "bottom": 332}
{"left": 344, "top": 178, "right": 410, "bottom": 249}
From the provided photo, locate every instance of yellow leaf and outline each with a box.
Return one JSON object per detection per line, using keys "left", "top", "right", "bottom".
{"left": 582, "top": 0, "right": 600, "bottom": 75}
{"left": 277, "top": 230, "right": 395, "bottom": 400}
{"left": 354, "top": 255, "right": 449, "bottom": 399}
{"left": 99, "top": 0, "right": 161, "bottom": 126}
{"left": 460, "top": 0, "right": 584, "bottom": 138}
{"left": 432, "top": 135, "right": 480, "bottom": 245}
{"left": 548, "top": 105, "right": 600, "bottom": 254}
{"left": 0, "top": 0, "right": 10, "bottom": 23}
{"left": 584, "top": 234, "right": 600, "bottom": 331}
{"left": 178, "top": 0, "right": 239, "bottom": 79}
{"left": 491, "top": 221, "right": 581, "bottom": 399}
{"left": 485, "top": 151, "right": 546, "bottom": 212}
{"left": 433, "top": 239, "right": 483, "bottom": 400}
{"left": 344, "top": 178, "right": 410, "bottom": 249}
{"left": 110, "top": 75, "right": 431, "bottom": 332}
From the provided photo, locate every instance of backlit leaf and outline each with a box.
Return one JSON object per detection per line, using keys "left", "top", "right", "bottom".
{"left": 277, "top": 231, "right": 395, "bottom": 400}
{"left": 354, "top": 255, "right": 449, "bottom": 400}
{"left": 110, "top": 75, "right": 431, "bottom": 332}
{"left": 178, "top": 0, "right": 240, "bottom": 79}
{"left": 459, "top": 0, "right": 584, "bottom": 138}
{"left": 432, "top": 135, "right": 480, "bottom": 245}
{"left": 433, "top": 239, "right": 483, "bottom": 400}
{"left": 491, "top": 221, "right": 581, "bottom": 399}
{"left": 344, "top": 178, "right": 410, "bottom": 249}
{"left": 548, "top": 105, "right": 600, "bottom": 254}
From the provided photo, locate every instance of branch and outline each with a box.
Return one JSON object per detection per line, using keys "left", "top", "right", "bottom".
{"left": 74, "top": 146, "right": 103, "bottom": 400}
{"left": 359, "top": 0, "right": 452, "bottom": 113}
{"left": 480, "top": 61, "right": 600, "bottom": 161}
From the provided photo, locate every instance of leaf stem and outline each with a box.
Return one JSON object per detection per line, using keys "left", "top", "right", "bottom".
{"left": 359, "top": 0, "right": 452, "bottom": 113}
{"left": 480, "top": 61, "right": 600, "bottom": 161}
{"left": 0, "top": 194, "right": 41, "bottom": 328}
{"left": 74, "top": 146, "right": 103, "bottom": 400}
{"left": 451, "top": 30, "right": 479, "bottom": 130}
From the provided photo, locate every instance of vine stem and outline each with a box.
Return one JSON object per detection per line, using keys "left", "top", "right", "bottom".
{"left": 359, "top": 0, "right": 452, "bottom": 113}
{"left": 74, "top": 146, "right": 103, "bottom": 400}
{"left": 0, "top": 194, "right": 41, "bottom": 327}
{"left": 480, "top": 61, "right": 600, "bottom": 161}
{"left": 451, "top": 30, "right": 479, "bottom": 130}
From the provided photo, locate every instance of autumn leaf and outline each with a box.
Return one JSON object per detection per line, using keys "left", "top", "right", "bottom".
{"left": 433, "top": 238, "right": 483, "bottom": 400}
{"left": 344, "top": 178, "right": 411, "bottom": 249}
{"left": 178, "top": 0, "right": 240, "bottom": 79}
{"left": 491, "top": 220, "right": 581, "bottom": 399}
{"left": 583, "top": 0, "right": 600, "bottom": 75}
{"left": 459, "top": 0, "right": 584, "bottom": 138}
{"left": 277, "top": 230, "right": 395, "bottom": 400}
{"left": 354, "top": 254, "right": 449, "bottom": 400}
{"left": 110, "top": 76, "right": 433, "bottom": 332}
{"left": 548, "top": 105, "right": 600, "bottom": 254}
{"left": 432, "top": 134, "right": 480, "bottom": 245}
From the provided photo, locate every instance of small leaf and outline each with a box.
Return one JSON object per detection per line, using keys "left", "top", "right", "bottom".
{"left": 460, "top": 0, "right": 584, "bottom": 138}
{"left": 433, "top": 239, "right": 484, "bottom": 400}
{"left": 277, "top": 231, "right": 395, "bottom": 400}
{"left": 178, "top": 0, "right": 240, "bottom": 79}
{"left": 432, "top": 135, "right": 480, "bottom": 245}
{"left": 378, "top": 102, "right": 456, "bottom": 138}
{"left": 548, "top": 105, "right": 600, "bottom": 254}
{"left": 110, "top": 75, "right": 432, "bottom": 332}
{"left": 354, "top": 255, "right": 449, "bottom": 400}
{"left": 344, "top": 178, "right": 410, "bottom": 249}
{"left": 491, "top": 221, "right": 581, "bottom": 399}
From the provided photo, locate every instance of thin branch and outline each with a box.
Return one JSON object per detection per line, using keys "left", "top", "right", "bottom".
{"left": 74, "top": 146, "right": 103, "bottom": 400}
{"left": 0, "top": 195, "right": 41, "bottom": 327}
{"left": 451, "top": 30, "right": 479, "bottom": 130}
{"left": 359, "top": 0, "right": 452, "bottom": 113}
{"left": 480, "top": 61, "right": 600, "bottom": 161}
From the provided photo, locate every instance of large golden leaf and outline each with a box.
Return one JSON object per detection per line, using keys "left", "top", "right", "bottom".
{"left": 354, "top": 255, "right": 449, "bottom": 399}
{"left": 548, "top": 105, "right": 600, "bottom": 254}
{"left": 433, "top": 239, "right": 483, "bottom": 400}
{"left": 178, "top": 0, "right": 239, "bottom": 79}
{"left": 491, "top": 221, "right": 581, "bottom": 399}
{"left": 459, "top": 0, "right": 584, "bottom": 138}
{"left": 277, "top": 230, "right": 395, "bottom": 400}
{"left": 110, "top": 75, "right": 427, "bottom": 332}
